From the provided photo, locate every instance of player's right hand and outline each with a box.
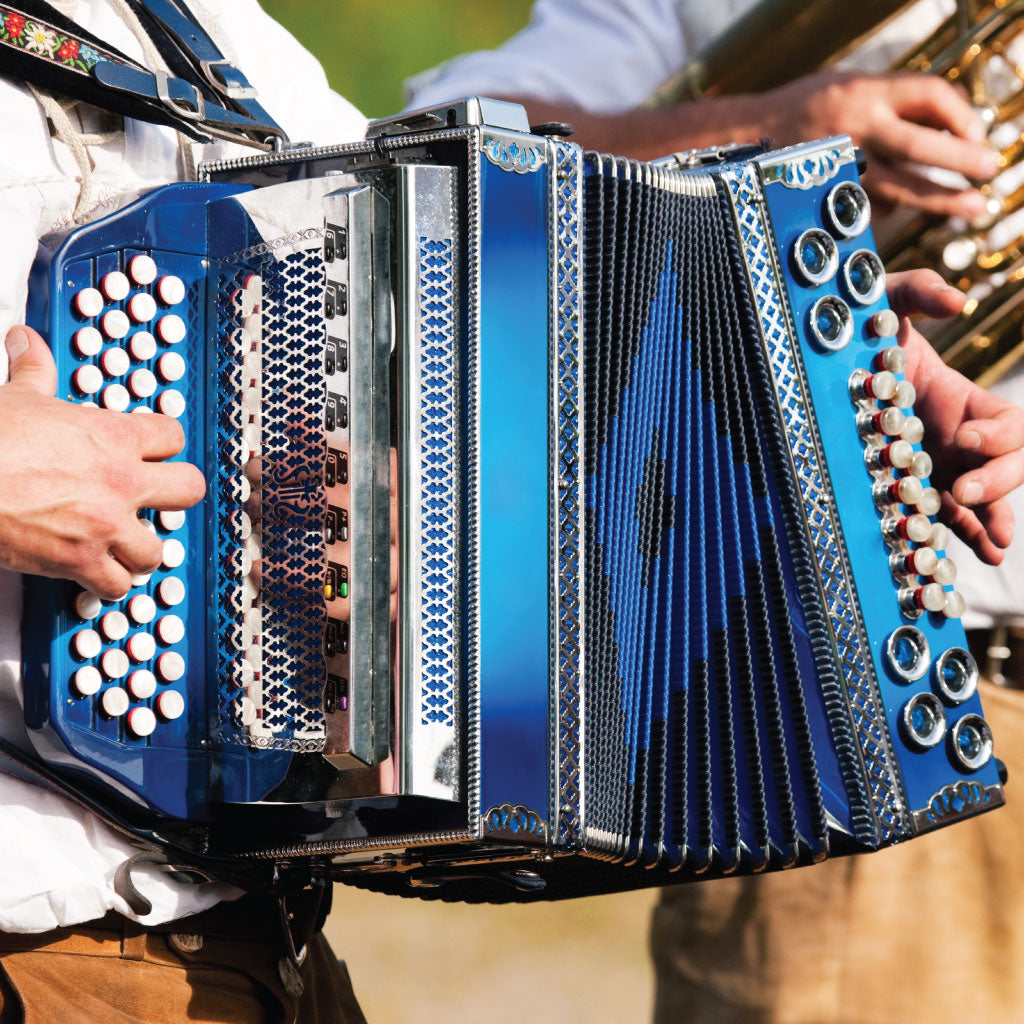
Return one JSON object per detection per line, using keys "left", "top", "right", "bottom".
{"left": 0, "top": 325, "right": 206, "bottom": 599}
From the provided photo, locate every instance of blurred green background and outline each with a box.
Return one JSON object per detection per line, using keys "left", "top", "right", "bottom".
{"left": 261, "top": 0, "right": 534, "bottom": 118}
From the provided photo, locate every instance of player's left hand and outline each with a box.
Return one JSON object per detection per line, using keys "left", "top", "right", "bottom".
{"left": 889, "top": 269, "right": 1024, "bottom": 564}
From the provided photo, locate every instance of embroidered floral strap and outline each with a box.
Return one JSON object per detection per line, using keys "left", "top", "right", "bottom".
{"left": 0, "top": 5, "right": 129, "bottom": 75}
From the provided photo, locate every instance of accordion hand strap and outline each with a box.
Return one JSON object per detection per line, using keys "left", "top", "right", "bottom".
{"left": 0, "top": 0, "right": 286, "bottom": 149}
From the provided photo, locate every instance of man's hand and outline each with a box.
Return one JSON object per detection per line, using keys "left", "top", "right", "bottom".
{"left": 0, "top": 325, "right": 206, "bottom": 598}
{"left": 763, "top": 72, "right": 998, "bottom": 219}
{"left": 888, "top": 270, "right": 1024, "bottom": 564}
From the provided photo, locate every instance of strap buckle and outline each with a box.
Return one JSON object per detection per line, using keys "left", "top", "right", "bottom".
{"left": 201, "top": 59, "right": 257, "bottom": 101}
{"left": 154, "top": 69, "right": 205, "bottom": 122}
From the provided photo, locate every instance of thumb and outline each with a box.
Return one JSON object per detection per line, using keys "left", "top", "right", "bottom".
{"left": 5, "top": 326, "right": 57, "bottom": 395}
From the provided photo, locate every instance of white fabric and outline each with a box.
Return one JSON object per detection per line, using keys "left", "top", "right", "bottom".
{"left": 0, "top": 0, "right": 365, "bottom": 933}
{"left": 405, "top": 0, "right": 953, "bottom": 112}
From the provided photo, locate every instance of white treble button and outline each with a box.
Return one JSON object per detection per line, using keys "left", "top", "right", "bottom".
{"left": 127, "top": 632, "right": 156, "bottom": 662}
{"left": 127, "top": 594, "right": 157, "bottom": 625}
{"left": 73, "top": 628, "right": 102, "bottom": 660}
{"left": 157, "top": 352, "right": 186, "bottom": 382}
{"left": 99, "top": 610, "right": 129, "bottom": 642}
{"left": 156, "top": 314, "right": 186, "bottom": 345}
{"left": 73, "top": 365, "right": 104, "bottom": 396}
{"left": 156, "top": 689, "right": 185, "bottom": 720}
{"left": 127, "top": 254, "right": 158, "bottom": 286}
{"left": 74, "top": 590, "right": 103, "bottom": 621}
{"left": 157, "top": 275, "right": 186, "bottom": 306}
{"left": 101, "top": 347, "right": 130, "bottom": 378}
{"left": 100, "top": 272, "right": 130, "bottom": 302}
{"left": 127, "top": 706, "right": 157, "bottom": 737}
{"left": 128, "top": 292, "right": 157, "bottom": 323}
{"left": 127, "top": 669, "right": 157, "bottom": 700}
{"left": 128, "top": 368, "right": 157, "bottom": 399}
{"left": 159, "top": 510, "right": 186, "bottom": 532}
{"left": 156, "top": 614, "right": 185, "bottom": 645}
{"left": 129, "top": 331, "right": 157, "bottom": 362}
{"left": 156, "top": 652, "right": 185, "bottom": 683}
{"left": 101, "top": 648, "right": 130, "bottom": 680}
{"left": 73, "top": 288, "right": 104, "bottom": 319}
{"left": 157, "top": 389, "right": 186, "bottom": 419}
{"left": 101, "top": 309, "right": 130, "bottom": 340}
{"left": 73, "top": 326, "right": 103, "bottom": 357}
{"left": 72, "top": 665, "right": 103, "bottom": 697}
{"left": 158, "top": 576, "right": 186, "bottom": 607}
{"left": 101, "top": 686, "right": 130, "bottom": 717}
{"left": 162, "top": 538, "right": 185, "bottom": 569}
{"left": 101, "top": 384, "right": 130, "bottom": 412}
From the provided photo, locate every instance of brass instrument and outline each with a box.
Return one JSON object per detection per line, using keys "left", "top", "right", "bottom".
{"left": 653, "top": 0, "right": 1024, "bottom": 385}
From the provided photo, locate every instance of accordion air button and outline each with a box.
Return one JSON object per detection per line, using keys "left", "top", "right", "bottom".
{"left": 129, "top": 331, "right": 158, "bottom": 362}
{"left": 101, "top": 347, "right": 130, "bottom": 378}
{"left": 157, "top": 389, "right": 186, "bottom": 419}
{"left": 950, "top": 714, "right": 994, "bottom": 771}
{"left": 156, "top": 614, "right": 185, "bottom": 645}
{"left": 899, "top": 415, "right": 925, "bottom": 445}
{"left": 842, "top": 250, "right": 886, "bottom": 306}
{"left": 158, "top": 510, "right": 186, "bottom": 532}
{"left": 127, "top": 669, "right": 157, "bottom": 700}
{"left": 101, "top": 686, "right": 130, "bottom": 718}
{"left": 916, "top": 487, "right": 942, "bottom": 516}
{"left": 809, "top": 295, "right": 852, "bottom": 351}
{"left": 157, "top": 352, "right": 185, "bottom": 382}
{"left": 74, "top": 590, "right": 102, "bottom": 621}
{"left": 127, "top": 254, "right": 158, "bottom": 286}
{"left": 128, "top": 293, "right": 157, "bottom": 323}
{"left": 156, "top": 275, "right": 186, "bottom": 306}
{"left": 100, "top": 649, "right": 130, "bottom": 680}
{"left": 870, "top": 310, "right": 900, "bottom": 339}
{"left": 878, "top": 346, "right": 907, "bottom": 374}
{"left": 793, "top": 228, "right": 839, "bottom": 286}
{"left": 892, "top": 380, "right": 916, "bottom": 409}
{"left": 128, "top": 594, "right": 156, "bottom": 625}
{"left": 156, "top": 689, "right": 185, "bottom": 721}
{"left": 72, "top": 665, "right": 102, "bottom": 697}
{"left": 901, "top": 692, "right": 947, "bottom": 750}
{"left": 100, "top": 272, "right": 130, "bottom": 302}
{"left": 72, "top": 628, "right": 102, "bottom": 660}
{"left": 156, "top": 314, "right": 186, "bottom": 345}
{"left": 161, "top": 539, "right": 185, "bottom": 570}
{"left": 886, "top": 625, "right": 931, "bottom": 680}
{"left": 927, "top": 522, "right": 950, "bottom": 550}
{"left": 73, "top": 326, "right": 103, "bottom": 357}
{"left": 127, "top": 632, "right": 156, "bottom": 663}
{"left": 935, "top": 647, "right": 978, "bottom": 703}
{"left": 825, "top": 180, "right": 871, "bottom": 238}
{"left": 73, "top": 288, "right": 103, "bottom": 319}
{"left": 99, "top": 610, "right": 129, "bottom": 642}
{"left": 126, "top": 706, "right": 157, "bottom": 738}
{"left": 909, "top": 451, "right": 933, "bottom": 479}
{"left": 156, "top": 651, "right": 185, "bottom": 682}
{"left": 101, "top": 310, "right": 130, "bottom": 340}
{"left": 101, "top": 384, "right": 130, "bottom": 413}
{"left": 157, "top": 577, "right": 185, "bottom": 607}
{"left": 73, "top": 364, "right": 103, "bottom": 396}
{"left": 128, "top": 369, "right": 157, "bottom": 399}
{"left": 944, "top": 591, "right": 967, "bottom": 619}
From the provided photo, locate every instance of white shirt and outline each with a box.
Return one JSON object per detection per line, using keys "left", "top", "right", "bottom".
{"left": 0, "top": 0, "right": 365, "bottom": 933}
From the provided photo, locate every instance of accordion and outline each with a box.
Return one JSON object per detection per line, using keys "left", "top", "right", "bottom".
{"left": 22, "top": 99, "right": 1003, "bottom": 901}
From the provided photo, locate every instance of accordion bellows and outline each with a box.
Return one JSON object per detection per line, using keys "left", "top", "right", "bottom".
{"left": 21, "top": 99, "right": 1002, "bottom": 901}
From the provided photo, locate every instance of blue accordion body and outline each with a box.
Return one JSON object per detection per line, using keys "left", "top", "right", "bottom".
{"left": 19, "top": 100, "right": 1002, "bottom": 900}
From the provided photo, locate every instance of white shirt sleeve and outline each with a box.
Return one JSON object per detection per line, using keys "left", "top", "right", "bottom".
{"left": 405, "top": 0, "right": 688, "bottom": 115}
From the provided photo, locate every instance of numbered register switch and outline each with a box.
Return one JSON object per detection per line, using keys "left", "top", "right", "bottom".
{"left": 19, "top": 99, "right": 1003, "bottom": 901}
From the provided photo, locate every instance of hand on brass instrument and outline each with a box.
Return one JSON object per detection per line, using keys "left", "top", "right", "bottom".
{"left": 765, "top": 71, "right": 998, "bottom": 219}
{"left": 0, "top": 325, "right": 206, "bottom": 599}
{"left": 887, "top": 270, "right": 1024, "bottom": 565}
